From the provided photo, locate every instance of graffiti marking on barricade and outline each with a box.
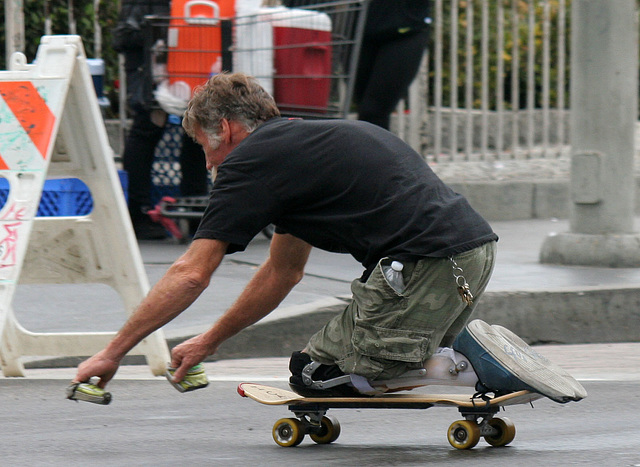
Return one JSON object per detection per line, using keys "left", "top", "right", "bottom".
{"left": 0, "top": 221, "right": 21, "bottom": 269}
{"left": 0, "top": 202, "right": 28, "bottom": 222}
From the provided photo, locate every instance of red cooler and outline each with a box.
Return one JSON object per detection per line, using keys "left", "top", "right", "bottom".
{"left": 271, "top": 9, "right": 332, "bottom": 113}
{"left": 167, "top": 0, "right": 236, "bottom": 96}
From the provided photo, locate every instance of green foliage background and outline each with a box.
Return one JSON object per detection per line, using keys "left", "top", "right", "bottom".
{"left": 1, "top": 0, "right": 120, "bottom": 104}
{"left": 432, "top": 0, "right": 571, "bottom": 110}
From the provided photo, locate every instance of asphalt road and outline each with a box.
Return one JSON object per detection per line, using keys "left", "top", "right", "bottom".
{"left": 0, "top": 379, "right": 637, "bottom": 466}
{"left": 1, "top": 345, "right": 639, "bottom": 466}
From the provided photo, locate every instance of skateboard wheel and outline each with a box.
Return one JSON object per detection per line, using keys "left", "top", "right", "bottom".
{"left": 484, "top": 417, "right": 516, "bottom": 447}
{"left": 272, "top": 418, "right": 305, "bottom": 447}
{"left": 447, "top": 420, "right": 481, "bottom": 450}
{"left": 309, "top": 415, "right": 341, "bottom": 445}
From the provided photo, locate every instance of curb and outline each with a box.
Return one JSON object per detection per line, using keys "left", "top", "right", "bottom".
{"left": 211, "top": 287, "right": 640, "bottom": 358}
{"left": 24, "top": 285, "right": 639, "bottom": 369}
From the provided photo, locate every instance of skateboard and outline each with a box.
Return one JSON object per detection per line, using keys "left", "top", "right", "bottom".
{"left": 237, "top": 382, "right": 543, "bottom": 449}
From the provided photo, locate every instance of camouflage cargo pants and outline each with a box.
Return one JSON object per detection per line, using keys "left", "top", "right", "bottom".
{"left": 306, "top": 241, "right": 497, "bottom": 380}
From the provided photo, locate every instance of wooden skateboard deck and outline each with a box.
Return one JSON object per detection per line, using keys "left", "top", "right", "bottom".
{"left": 237, "top": 382, "right": 543, "bottom": 449}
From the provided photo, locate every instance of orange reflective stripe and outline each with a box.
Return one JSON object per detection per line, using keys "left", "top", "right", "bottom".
{"left": 0, "top": 81, "right": 56, "bottom": 160}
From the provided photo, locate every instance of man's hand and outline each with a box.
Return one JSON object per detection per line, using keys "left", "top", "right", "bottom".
{"left": 169, "top": 334, "right": 215, "bottom": 383}
{"left": 73, "top": 350, "right": 121, "bottom": 389}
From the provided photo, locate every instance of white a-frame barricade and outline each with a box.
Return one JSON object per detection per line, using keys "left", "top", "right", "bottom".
{"left": 0, "top": 35, "right": 170, "bottom": 376}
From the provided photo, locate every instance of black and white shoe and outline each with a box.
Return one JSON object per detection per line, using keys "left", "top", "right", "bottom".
{"left": 288, "top": 351, "right": 360, "bottom": 397}
{"left": 453, "top": 320, "right": 587, "bottom": 403}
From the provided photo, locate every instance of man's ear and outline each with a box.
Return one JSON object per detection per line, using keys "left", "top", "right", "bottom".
{"left": 219, "top": 118, "right": 232, "bottom": 143}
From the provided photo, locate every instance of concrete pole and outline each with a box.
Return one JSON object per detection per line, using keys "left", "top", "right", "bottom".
{"left": 4, "top": 0, "right": 25, "bottom": 64}
{"left": 540, "top": 0, "right": 640, "bottom": 267}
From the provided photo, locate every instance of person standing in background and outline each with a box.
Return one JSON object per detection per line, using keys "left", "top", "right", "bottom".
{"left": 353, "top": 0, "right": 432, "bottom": 130}
{"left": 280, "top": 0, "right": 432, "bottom": 131}
{"left": 113, "top": 0, "right": 208, "bottom": 240}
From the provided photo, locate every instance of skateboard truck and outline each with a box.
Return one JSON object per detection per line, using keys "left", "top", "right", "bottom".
{"left": 165, "top": 363, "right": 209, "bottom": 393}
{"left": 66, "top": 381, "right": 112, "bottom": 405}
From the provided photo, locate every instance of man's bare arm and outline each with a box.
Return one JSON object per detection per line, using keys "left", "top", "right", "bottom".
{"left": 74, "top": 238, "right": 228, "bottom": 386}
{"left": 170, "top": 233, "right": 312, "bottom": 378}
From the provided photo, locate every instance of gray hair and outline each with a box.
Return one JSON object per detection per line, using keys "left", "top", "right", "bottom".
{"left": 183, "top": 72, "right": 280, "bottom": 140}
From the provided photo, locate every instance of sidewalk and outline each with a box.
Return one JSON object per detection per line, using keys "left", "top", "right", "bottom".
{"left": 10, "top": 215, "right": 640, "bottom": 372}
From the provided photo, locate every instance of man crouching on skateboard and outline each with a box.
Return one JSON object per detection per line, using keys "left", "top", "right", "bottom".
{"left": 72, "top": 73, "right": 585, "bottom": 404}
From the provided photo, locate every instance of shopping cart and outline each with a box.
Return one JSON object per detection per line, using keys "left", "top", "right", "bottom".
{"left": 139, "top": 0, "right": 370, "bottom": 240}
{"left": 143, "top": 0, "right": 369, "bottom": 117}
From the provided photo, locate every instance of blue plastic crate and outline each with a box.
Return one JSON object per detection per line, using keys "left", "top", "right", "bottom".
{"left": 0, "top": 171, "right": 128, "bottom": 217}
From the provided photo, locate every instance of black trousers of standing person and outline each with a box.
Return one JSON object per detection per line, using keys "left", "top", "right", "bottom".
{"left": 354, "top": 29, "right": 430, "bottom": 130}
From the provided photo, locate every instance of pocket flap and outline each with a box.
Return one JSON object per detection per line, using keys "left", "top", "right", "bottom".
{"left": 352, "top": 322, "right": 432, "bottom": 363}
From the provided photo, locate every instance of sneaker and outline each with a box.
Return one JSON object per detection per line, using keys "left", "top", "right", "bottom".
{"left": 453, "top": 320, "right": 587, "bottom": 403}
{"left": 289, "top": 351, "right": 360, "bottom": 397}
{"left": 492, "top": 324, "right": 588, "bottom": 400}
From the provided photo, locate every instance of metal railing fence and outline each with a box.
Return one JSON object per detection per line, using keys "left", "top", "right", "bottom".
{"left": 399, "top": 0, "right": 571, "bottom": 162}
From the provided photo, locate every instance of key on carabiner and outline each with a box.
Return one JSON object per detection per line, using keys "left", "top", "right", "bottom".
{"left": 457, "top": 284, "right": 474, "bottom": 306}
